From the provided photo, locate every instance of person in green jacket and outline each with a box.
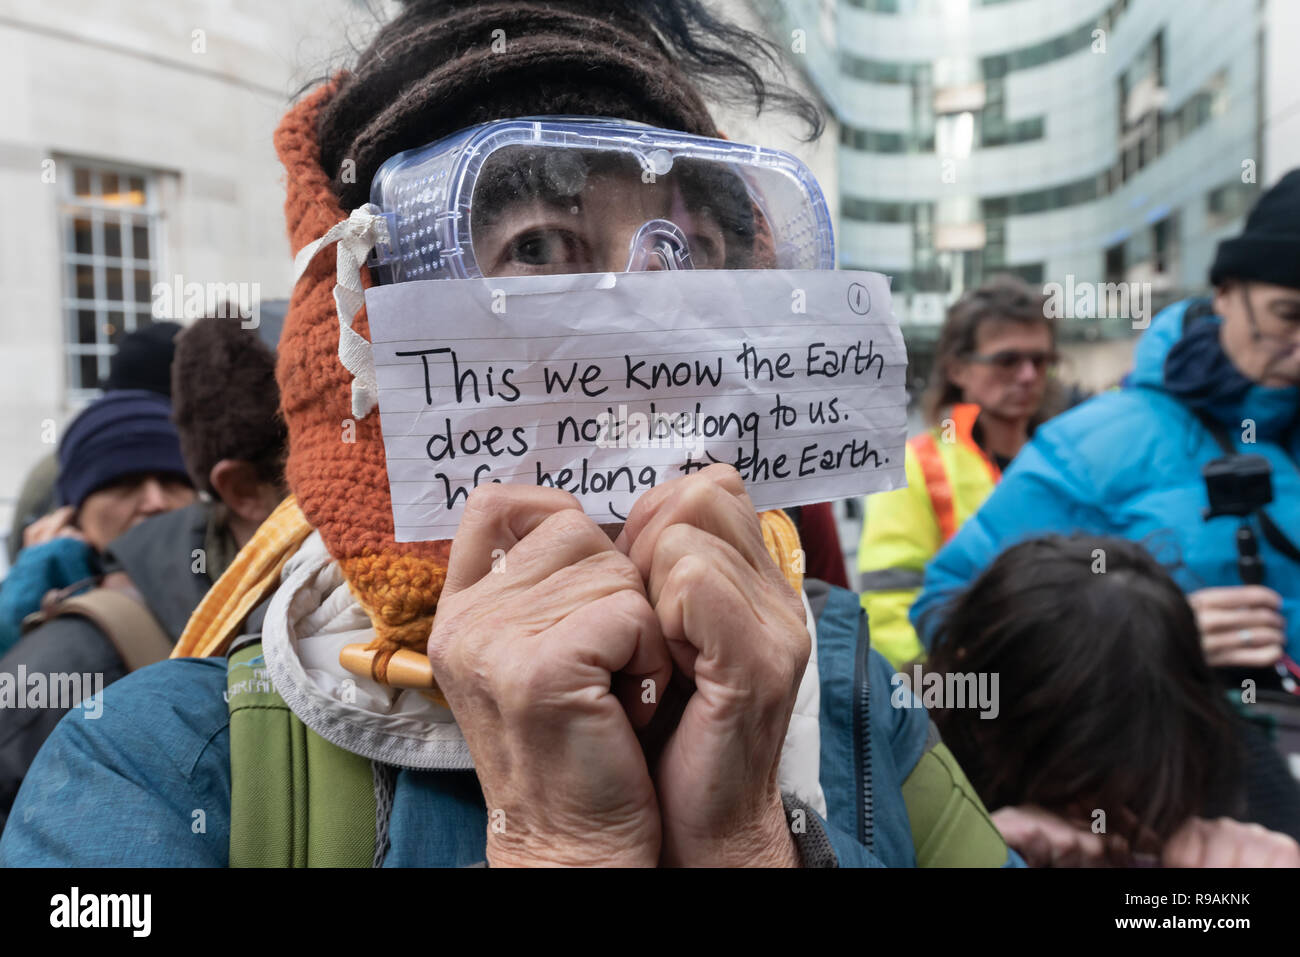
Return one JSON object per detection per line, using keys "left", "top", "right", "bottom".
{"left": 858, "top": 274, "right": 1059, "bottom": 669}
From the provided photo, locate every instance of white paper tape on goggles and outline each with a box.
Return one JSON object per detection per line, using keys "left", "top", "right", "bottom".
{"left": 366, "top": 116, "right": 834, "bottom": 283}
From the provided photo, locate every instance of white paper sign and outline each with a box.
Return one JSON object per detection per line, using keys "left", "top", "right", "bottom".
{"left": 364, "top": 269, "right": 908, "bottom": 542}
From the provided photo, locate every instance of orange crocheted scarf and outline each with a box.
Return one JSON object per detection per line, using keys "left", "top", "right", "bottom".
{"left": 275, "top": 80, "right": 453, "bottom": 682}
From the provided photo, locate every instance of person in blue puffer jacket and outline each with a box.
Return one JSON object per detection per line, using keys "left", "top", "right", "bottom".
{"left": 912, "top": 169, "right": 1300, "bottom": 676}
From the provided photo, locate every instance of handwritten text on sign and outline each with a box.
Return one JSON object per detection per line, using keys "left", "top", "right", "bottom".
{"left": 364, "top": 269, "right": 908, "bottom": 542}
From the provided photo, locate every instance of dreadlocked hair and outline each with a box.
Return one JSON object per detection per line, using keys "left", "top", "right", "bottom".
{"left": 316, "top": 0, "right": 825, "bottom": 210}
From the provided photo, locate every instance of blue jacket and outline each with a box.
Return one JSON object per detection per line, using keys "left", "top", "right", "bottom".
{"left": 0, "top": 581, "right": 1018, "bottom": 867}
{"left": 911, "top": 299, "right": 1300, "bottom": 653}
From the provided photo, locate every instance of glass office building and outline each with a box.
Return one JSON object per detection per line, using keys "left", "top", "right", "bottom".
{"left": 755, "top": 0, "right": 1299, "bottom": 386}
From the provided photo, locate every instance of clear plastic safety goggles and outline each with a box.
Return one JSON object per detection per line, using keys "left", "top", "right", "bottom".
{"left": 366, "top": 116, "right": 834, "bottom": 284}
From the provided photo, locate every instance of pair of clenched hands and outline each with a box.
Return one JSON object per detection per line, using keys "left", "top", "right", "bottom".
{"left": 426, "top": 464, "right": 811, "bottom": 867}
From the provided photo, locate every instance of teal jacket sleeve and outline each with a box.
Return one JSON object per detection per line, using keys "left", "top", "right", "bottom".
{"left": 0, "top": 658, "right": 231, "bottom": 867}
{"left": 0, "top": 537, "right": 97, "bottom": 656}
{"left": 909, "top": 428, "right": 1112, "bottom": 650}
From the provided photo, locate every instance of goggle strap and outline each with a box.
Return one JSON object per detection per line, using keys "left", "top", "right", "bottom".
{"left": 291, "top": 204, "right": 388, "bottom": 419}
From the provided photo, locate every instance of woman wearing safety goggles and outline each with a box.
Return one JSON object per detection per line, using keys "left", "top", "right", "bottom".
{"left": 0, "top": 0, "right": 1020, "bottom": 871}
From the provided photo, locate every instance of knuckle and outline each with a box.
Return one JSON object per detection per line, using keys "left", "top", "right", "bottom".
{"left": 623, "top": 479, "right": 671, "bottom": 525}
{"left": 426, "top": 628, "right": 451, "bottom": 672}
{"left": 666, "top": 552, "right": 708, "bottom": 590}
{"left": 601, "top": 584, "right": 652, "bottom": 626}
{"left": 427, "top": 608, "right": 470, "bottom": 674}
{"left": 601, "top": 551, "right": 646, "bottom": 591}
{"left": 788, "top": 616, "right": 812, "bottom": 667}
{"left": 538, "top": 506, "right": 598, "bottom": 542}
{"left": 681, "top": 475, "right": 729, "bottom": 512}
{"left": 571, "top": 549, "right": 644, "bottom": 595}
{"left": 461, "top": 481, "right": 513, "bottom": 519}
{"left": 655, "top": 521, "right": 702, "bottom": 556}
{"left": 701, "top": 462, "right": 745, "bottom": 492}
{"left": 772, "top": 638, "right": 805, "bottom": 688}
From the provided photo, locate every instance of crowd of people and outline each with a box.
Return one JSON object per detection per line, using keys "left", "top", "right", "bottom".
{"left": 0, "top": 0, "right": 1297, "bottom": 868}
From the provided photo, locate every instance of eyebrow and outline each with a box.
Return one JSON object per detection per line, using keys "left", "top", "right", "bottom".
{"left": 472, "top": 148, "right": 634, "bottom": 219}
{"left": 471, "top": 175, "right": 583, "bottom": 231}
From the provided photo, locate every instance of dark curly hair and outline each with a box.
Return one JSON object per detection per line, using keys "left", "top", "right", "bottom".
{"left": 170, "top": 315, "right": 288, "bottom": 498}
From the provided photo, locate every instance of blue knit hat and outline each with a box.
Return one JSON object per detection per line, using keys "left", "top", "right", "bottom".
{"left": 56, "top": 390, "right": 192, "bottom": 509}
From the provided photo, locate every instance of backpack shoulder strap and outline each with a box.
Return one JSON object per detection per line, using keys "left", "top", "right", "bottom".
{"left": 41, "top": 588, "right": 173, "bottom": 672}
{"left": 900, "top": 722, "right": 1011, "bottom": 867}
{"left": 226, "top": 641, "right": 377, "bottom": 867}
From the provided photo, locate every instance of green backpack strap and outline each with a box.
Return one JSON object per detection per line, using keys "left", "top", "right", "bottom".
{"left": 901, "top": 721, "right": 1010, "bottom": 867}
{"left": 226, "top": 641, "right": 378, "bottom": 867}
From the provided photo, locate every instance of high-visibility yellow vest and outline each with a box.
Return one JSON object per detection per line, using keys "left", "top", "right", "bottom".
{"left": 857, "top": 404, "right": 1001, "bottom": 669}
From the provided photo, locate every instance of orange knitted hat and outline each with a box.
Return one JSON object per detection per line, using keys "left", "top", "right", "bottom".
{"left": 275, "top": 80, "right": 452, "bottom": 681}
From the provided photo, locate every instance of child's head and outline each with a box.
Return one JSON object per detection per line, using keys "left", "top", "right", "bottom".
{"left": 926, "top": 534, "right": 1241, "bottom": 847}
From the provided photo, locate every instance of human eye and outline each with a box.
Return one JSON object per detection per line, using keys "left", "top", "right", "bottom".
{"left": 687, "top": 230, "right": 722, "bottom": 268}
{"left": 104, "top": 475, "right": 147, "bottom": 498}
{"left": 989, "top": 350, "right": 1020, "bottom": 370}
{"left": 506, "top": 227, "right": 589, "bottom": 272}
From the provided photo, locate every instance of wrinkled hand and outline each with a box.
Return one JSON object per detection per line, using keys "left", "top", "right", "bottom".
{"left": 428, "top": 485, "right": 672, "bottom": 867}
{"left": 991, "top": 805, "right": 1127, "bottom": 867}
{"left": 21, "top": 506, "right": 85, "bottom": 548}
{"left": 1189, "top": 586, "right": 1286, "bottom": 669}
{"left": 1162, "top": 817, "right": 1300, "bottom": 867}
{"left": 617, "top": 464, "right": 808, "bottom": 867}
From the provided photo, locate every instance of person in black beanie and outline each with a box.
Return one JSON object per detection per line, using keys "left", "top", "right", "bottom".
{"left": 916, "top": 168, "right": 1300, "bottom": 659}
{"left": 100, "top": 321, "right": 183, "bottom": 396}
{"left": 1206, "top": 168, "right": 1300, "bottom": 390}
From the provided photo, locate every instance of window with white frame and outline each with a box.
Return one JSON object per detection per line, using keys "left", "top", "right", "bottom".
{"left": 60, "top": 162, "right": 162, "bottom": 396}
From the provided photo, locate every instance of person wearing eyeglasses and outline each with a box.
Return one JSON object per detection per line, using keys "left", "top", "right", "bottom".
{"left": 912, "top": 169, "right": 1300, "bottom": 685}
{"left": 857, "top": 273, "right": 1059, "bottom": 669}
